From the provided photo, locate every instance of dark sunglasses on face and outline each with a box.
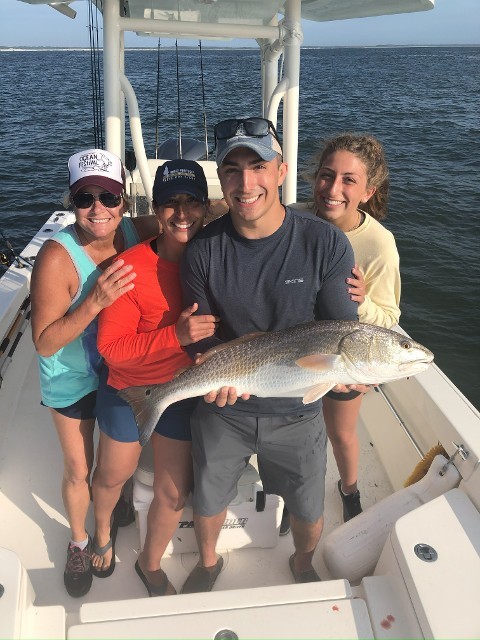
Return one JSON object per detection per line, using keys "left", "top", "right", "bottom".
{"left": 71, "top": 191, "right": 122, "bottom": 209}
{"left": 214, "top": 117, "right": 281, "bottom": 144}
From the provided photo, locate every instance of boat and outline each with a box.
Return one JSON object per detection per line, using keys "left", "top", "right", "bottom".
{"left": 1, "top": 1, "right": 479, "bottom": 638}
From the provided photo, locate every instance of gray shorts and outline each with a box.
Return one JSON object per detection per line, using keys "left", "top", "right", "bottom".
{"left": 190, "top": 401, "right": 327, "bottom": 523}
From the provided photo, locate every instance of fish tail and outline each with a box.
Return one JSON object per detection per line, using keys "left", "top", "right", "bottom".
{"left": 117, "top": 385, "right": 166, "bottom": 447}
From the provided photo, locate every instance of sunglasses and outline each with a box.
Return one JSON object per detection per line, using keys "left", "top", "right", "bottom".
{"left": 214, "top": 117, "right": 281, "bottom": 144}
{"left": 71, "top": 192, "right": 122, "bottom": 209}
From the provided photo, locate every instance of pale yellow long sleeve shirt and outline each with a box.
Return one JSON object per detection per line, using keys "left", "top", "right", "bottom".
{"left": 346, "top": 213, "right": 401, "bottom": 329}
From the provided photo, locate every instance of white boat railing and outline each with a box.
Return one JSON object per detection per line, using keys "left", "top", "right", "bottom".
{"left": 101, "top": 0, "right": 303, "bottom": 204}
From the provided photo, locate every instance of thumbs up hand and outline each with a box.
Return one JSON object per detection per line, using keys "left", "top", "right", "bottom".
{"left": 175, "top": 302, "right": 220, "bottom": 345}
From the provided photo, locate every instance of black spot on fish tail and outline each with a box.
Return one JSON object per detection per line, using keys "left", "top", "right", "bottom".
{"left": 117, "top": 384, "right": 160, "bottom": 446}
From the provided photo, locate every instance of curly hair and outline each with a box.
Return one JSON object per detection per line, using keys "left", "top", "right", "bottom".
{"left": 306, "top": 133, "right": 389, "bottom": 221}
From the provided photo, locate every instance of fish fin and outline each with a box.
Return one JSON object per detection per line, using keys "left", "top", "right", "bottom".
{"left": 197, "top": 332, "right": 266, "bottom": 364}
{"left": 295, "top": 354, "right": 341, "bottom": 371}
{"left": 117, "top": 385, "right": 162, "bottom": 447}
{"left": 303, "top": 384, "right": 335, "bottom": 403}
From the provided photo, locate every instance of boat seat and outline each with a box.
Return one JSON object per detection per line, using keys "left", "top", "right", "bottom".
{"left": 373, "top": 488, "right": 480, "bottom": 639}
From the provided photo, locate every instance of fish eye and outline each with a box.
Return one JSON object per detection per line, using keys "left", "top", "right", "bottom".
{"left": 401, "top": 340, "right": 412, "bottom": 350}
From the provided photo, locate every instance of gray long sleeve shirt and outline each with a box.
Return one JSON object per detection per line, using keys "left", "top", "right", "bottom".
{"left": 181, "top": 205, "right": 357, "bottom": 416}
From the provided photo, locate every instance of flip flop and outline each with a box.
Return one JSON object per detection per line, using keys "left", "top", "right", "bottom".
{"left": 91, "top": 520, "right": 118, "bottom": 578}
{"left": 289, "top": 554, "right": 321, "bottom": 583}
{"left": 180, "top": 556, "right": 224, "bottom": 594}
{"left": 135, "top": 560, "right": 176, "bottom": 597}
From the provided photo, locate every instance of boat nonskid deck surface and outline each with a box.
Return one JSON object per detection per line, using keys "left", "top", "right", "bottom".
{"left": 0, "top": 341, "right": 395, "bottom": 635}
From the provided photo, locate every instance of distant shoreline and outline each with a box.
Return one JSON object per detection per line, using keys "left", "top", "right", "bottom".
{"left": 1, "top": 44, "right": 479, "bottom": 52}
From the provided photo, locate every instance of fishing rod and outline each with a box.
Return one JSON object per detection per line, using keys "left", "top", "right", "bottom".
{"left": 88, "top": 0, "right": 104, "bottom": 148}
{"left": 0, "top": 226, "right": 34, "bottom": 270}
{"left": 154, "top": 38, "right": 161, "bottom": 159}
{"left": 174, "top": 0, "right": 183, "bottom": 158}
{"left": 198, "top": 40, "right": 209, "bottom": 160}
{"left": 175, "top": 39, "right": 183, "bottom": 159}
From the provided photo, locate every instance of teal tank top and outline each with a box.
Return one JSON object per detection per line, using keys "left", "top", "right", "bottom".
{"left": 37, "top": 217, "right": 140, "bottom": 408}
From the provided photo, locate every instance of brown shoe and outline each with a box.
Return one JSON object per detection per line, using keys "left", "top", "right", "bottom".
{"left": 289, "top": 554, "right": 321, "bottom": 583}
{"left": 180, "top": 557, "right": 224, "bottom": 594}
{"left": 135, "top": 560, "right": 176, "bottom": 597}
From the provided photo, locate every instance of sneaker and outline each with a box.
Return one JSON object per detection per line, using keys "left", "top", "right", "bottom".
{"left": 338, "top": 480, "right": 363, "bottom": 522}
{"left": 279, "top": 506, "right": 291, "bottom": 536}
{"left": 64, "top": 536, "right": 93, "bottom": 597}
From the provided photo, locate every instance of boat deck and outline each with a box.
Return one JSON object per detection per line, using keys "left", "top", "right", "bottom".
{"left": 0, "top": 334, "right": 394, "bottom": 625}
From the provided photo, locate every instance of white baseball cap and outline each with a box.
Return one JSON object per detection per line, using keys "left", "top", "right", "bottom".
{"left": 68, "top": 149, "right": 126, "bottom": 195}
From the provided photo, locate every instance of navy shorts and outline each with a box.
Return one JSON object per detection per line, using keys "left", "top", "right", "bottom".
{"left": 42, "top": 390, "right": 97, "bottom": 420}
{"left": 190, "top": 401, "right": 327, "bottom": 523}
{"left": 95, "top": 366, "right": 196, "bottom": 443}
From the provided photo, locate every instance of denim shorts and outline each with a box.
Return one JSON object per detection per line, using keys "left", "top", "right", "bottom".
{"left": 190, "top": 401, "right": 327, "bottom": 522}
{"left": 95, "top": 366, "right": 197, "bottom": 443}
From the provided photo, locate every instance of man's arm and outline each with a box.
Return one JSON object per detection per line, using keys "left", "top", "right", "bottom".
{"left": 180, "top": 239, "right": 249, "bottom": 406}
{"left": 180, "top": 242, "right": 223, "bottom": 359}
{"left": 315, "top": 229, "right": 358, "bottom": 321}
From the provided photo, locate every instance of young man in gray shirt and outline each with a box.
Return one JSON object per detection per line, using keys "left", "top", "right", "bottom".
{"left": 180, "top": 117, "right": 358, "bottom": 592}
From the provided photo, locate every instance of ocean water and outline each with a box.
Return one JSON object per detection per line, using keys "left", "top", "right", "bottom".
{"left": 1, "top": 46, "right": 479, "bottom": 409}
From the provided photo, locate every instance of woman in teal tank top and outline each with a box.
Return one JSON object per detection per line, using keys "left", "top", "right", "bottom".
{"left": 30, "top": 148, "right": 159, "bottom": 598}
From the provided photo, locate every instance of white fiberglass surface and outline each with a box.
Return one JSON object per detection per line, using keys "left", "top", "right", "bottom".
{"left": 0, "top": 350, "right": 393, "bottom": 621}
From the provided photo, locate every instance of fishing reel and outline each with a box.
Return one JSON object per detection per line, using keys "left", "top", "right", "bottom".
{"left": 0, "top": 248, "right": 34, "bottom": 270}
{"left": 0, "top": 228, "right": 34, "bottom": 270}
{"left": 0, "top": 248, "right": 18, "bottom": 268}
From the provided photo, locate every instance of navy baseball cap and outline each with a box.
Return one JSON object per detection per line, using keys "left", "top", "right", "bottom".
{"left": 152, "top": 159, "right": 208, "bottom": 206}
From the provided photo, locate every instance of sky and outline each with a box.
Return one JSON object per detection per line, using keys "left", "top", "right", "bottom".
{"left": 1, "top": 0, "right": 479, "bottom": 48}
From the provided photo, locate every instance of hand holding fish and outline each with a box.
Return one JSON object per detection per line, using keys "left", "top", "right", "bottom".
{"left": 330, "top": 383, "right": 374, "bottom": 394}
{"left": 192, "top": 352, "right": 251, "bottom": 406}
{"left": 89, "top": 259, "right": 137, "bottom": 310}
{"left": 175, "top": 303, "right": 220, "bottom": 345}
{"left": 204, "top": 386, "right": 251, "bottom": 407}
{"left": 346, "top": 264, "right": 365, "bottom": 304}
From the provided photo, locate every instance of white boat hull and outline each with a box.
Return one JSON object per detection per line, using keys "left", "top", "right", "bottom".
{"left": 1, "top": 212, "right": 479, "bottom": 638}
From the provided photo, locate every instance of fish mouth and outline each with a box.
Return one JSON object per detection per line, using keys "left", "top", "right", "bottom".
{"left": 342, "top": 352, "right": 433, "bottom": 383}
{"left": 398, "top": 358, "right": 433, "bottom": 373}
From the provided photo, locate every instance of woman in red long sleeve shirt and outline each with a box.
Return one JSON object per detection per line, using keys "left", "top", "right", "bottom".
{"left": 91, "top": 160, "right": 218, "bottom": 596}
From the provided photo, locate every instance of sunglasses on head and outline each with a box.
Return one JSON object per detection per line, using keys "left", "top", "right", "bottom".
{"left": 214, "top": 117, "right": 281, "bottom": 144}
{"left": 71, "top": 191, "right": 123, "bottom": 209}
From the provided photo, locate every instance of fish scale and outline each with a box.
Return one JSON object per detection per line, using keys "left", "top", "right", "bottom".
{"left": 118, "top": 320, "right": 433, "bottom": 446}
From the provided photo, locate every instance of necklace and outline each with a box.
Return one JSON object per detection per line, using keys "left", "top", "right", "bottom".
{"left": 346, "top": 210, "right": 364, "bottom": 232}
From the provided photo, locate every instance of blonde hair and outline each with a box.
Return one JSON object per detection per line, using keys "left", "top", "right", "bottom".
{"left": 307, "top": 133, "right": 389, "bottom": 221}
